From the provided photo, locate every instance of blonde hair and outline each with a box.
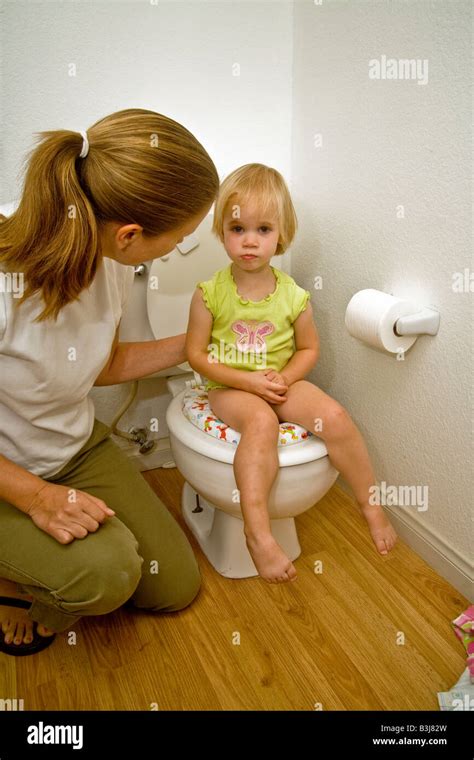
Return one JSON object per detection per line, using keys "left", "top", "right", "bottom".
{"left": 211, "top": 163, "right": 297, "bottom": 255}
{"left": 0, "top": 108, "right": 219, "bottom": 322}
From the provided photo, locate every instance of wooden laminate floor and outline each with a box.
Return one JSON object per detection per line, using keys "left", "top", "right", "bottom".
{"left": 0, "top": 468, "right": 468, "bottom": 711}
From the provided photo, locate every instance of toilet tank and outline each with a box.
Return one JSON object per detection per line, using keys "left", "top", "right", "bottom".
{"left": 120, "top": 212, "right": 229, "bottom": 378}
{"left": 147, "top": 213, "right": 228, "bottom": 344}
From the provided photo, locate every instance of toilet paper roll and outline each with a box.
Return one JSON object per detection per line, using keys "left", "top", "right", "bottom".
{"left": 345, "top": 289, "right": 418, "bottom": 354}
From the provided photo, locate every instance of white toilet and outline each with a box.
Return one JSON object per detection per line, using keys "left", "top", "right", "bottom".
{"left": 139, "top": 214, "right": 339, "bottom": 578}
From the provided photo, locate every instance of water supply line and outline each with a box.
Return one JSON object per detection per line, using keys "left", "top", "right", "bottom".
{"left": 109, "top": 380, "right": 156, "bottom": 455}
{"left": 107, "top": 259, "right": 157, "bottom": 454}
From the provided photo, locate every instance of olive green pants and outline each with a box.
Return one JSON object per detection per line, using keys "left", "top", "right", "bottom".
{"left": 0, "top": 419, "right": 201, "bottom": 632}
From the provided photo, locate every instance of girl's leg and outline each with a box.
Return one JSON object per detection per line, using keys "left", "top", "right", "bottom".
{"left": 208, "top": 389, "right": 297, "bottom": 583}
{"left": 269, "top": 380, "right": 397, "bottom": 555}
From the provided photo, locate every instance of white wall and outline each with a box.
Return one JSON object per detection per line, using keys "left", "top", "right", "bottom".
{"left": 290, "top": 0, "right": 472, "bottom": 597}
{"left": 0, "top": 0, "right": 293, "bottom": 197}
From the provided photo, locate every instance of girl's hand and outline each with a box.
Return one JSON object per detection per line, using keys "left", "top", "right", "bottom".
{"left": 244, "top": 370, "right": 289, "bottom": 404}
{"left": 263, "top": 369, "right": 289, "bottom": 392}
{"left": 27, "top": 482, "right": 116, "bottom": 545}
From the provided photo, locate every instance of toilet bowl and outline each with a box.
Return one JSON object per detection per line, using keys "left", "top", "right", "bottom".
{"left": 165, "top": 380, "right": 339, "bottom": 577}
{"left": 136, "top": 212, "right": 339, "bottom": 578}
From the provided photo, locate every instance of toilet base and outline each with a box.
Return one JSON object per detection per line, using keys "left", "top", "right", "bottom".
{"left": 181, "top": 481, "right": 301, "bottom": 579}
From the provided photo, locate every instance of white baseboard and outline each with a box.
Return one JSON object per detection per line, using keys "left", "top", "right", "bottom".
{"left": 336, "top": 477, "right": 473, "bottom": 601}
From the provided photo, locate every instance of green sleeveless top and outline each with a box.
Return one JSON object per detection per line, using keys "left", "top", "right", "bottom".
{"left": 197, "top": 264, "right": 311, "bottom": 390}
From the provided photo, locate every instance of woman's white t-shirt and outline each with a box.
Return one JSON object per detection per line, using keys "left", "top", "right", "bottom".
{"left": 0, "top": 256, "right": 135, "bottom": 478}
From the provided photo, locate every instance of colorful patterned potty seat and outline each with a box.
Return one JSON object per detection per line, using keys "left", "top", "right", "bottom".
{"left": 182, "top": 387, "right": 313, "bottom": 446}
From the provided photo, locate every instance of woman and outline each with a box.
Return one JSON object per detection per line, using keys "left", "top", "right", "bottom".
{"left": 0, "top": 108, "right": 219, "bottom": 655}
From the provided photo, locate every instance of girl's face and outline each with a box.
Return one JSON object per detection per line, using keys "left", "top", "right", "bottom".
{"left": 222, "top": 201, "right": 280, "bottom": 271}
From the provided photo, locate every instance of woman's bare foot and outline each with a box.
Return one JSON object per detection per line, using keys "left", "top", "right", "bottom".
{"left": 0, "top": 578, "right": 55, "bottom": 646}
{"left": 360, "top": 504, "right": 398, "bottom": 555}
{"left": 246, "top": 533, "right": 297, "bottom": 583}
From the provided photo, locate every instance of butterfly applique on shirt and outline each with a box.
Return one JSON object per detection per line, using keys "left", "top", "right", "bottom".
{"left": 231, "top": 319, "right": 275, "bottom": 353}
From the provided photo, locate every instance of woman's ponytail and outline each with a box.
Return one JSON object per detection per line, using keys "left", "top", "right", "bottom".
{"left": 0, "top": 109, "right": 219, "bottom": 322}
{"left": 0, "top": 130, "right": 100, "bottom": 322}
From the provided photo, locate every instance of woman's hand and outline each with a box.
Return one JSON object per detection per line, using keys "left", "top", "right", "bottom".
{"left": 27, "top": 482, "right": 116, "bottom": 545}
{"left": 244, "top": 369, "right": 289, "bottom": 404}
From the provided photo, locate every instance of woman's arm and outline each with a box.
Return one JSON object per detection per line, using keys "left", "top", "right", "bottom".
{"left": 0, "top": 453, "right": 46, "bottom": 513}
{"left": 280, "top": 302, "right": 320, "bottom": 386}
{"left": 95, "top": 335, "right": 187, "bottom": 385}
{"left": 0, "top": 452, "right": 115, "bottom": 543}
{"left": 94, "top": 322, "right": 188, "bottom": 386}
{"left": 186, "top": 288, "right": 253, "bottom": 390}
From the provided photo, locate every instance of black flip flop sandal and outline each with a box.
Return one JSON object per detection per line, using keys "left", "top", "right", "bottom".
{"left": 0, "top": 596, "right": 56, "bottom": 656}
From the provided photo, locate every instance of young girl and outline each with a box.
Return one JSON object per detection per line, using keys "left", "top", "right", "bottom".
{"left": 186, "top": 164, "right": 397, "bottom": 584}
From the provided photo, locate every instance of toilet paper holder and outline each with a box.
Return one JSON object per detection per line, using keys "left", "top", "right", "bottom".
{"left": 393, "top": 306, "right": 440, "bottom": 337}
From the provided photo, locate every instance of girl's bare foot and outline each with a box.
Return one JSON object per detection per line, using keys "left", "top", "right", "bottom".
{"left": 0, "top": 578, "right": 55, "bottom": 646}
{"left": 360, "top": 504, "right": 398, "bottom": 555}
{"left": 246, "top": 533, "right": 297, "bottom": 583}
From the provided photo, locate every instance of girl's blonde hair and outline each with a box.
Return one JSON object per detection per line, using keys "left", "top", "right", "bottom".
{"left": 0, "top": 108, "right": 219, "bottom": 322}
{"left": 211, "top": 163, "right": 297, "bottom": 255}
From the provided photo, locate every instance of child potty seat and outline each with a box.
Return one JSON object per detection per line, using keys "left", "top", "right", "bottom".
{"left": 182, "top": 387, "right": 313, "bottom": 446}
